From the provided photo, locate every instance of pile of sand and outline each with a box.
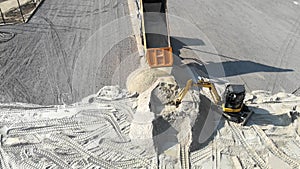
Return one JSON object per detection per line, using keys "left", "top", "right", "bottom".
{"left": 126, "top": 67, "right": 171, "bottom": 93}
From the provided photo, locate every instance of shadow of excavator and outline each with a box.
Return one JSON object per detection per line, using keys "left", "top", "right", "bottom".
{"left": 187, "top": 60, "right": 293, "bottom": 78}
{"left": 170, "top": 36, "right": 293, "bottom": 78}
{"left": 246, "top": 106, "right": 293, "bottom": 126}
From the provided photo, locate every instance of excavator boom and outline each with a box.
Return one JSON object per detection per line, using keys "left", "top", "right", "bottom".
{"left": 196, "top": 78, "right": 221, "bottom": 104}
{"left": 172, "top": 78, "right": 221, "bottom": 106}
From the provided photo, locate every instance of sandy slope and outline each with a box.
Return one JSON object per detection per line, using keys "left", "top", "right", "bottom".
{"left": 0, "top": 83, "right": 299, "bottom": 169}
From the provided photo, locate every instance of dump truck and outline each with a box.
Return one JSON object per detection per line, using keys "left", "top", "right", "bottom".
{"left": 140, "top": 0, "right": 173, "bottom": 67}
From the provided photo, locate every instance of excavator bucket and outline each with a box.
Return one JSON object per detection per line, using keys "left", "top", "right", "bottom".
{"left": 146, "top": 47, "right": 173, "bottom": 67}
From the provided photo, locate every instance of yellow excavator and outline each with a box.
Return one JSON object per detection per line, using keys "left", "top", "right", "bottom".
{"left": 171, "top": 77, "right": 253, "bottom": 125}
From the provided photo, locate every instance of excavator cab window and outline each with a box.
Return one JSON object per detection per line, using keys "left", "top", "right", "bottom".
{"left": 223, "top": 84, "right": 245, "bottom": 109}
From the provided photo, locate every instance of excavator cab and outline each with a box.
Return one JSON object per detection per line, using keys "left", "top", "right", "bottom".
{"left": 222, "top": 84, "right": 252, "bottom": 124}
{"left": 222, "top": 84, "right": 245, "bottom": 112}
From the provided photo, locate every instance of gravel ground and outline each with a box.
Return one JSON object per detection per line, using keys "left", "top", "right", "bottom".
{"left": 0, "top": 0, "right": 140, "bottom": 105}
{"left": 168, "top": 0, "right": 300, "bottom": 95}
{"left": 1, "top": 0, "right": 298, "bottom": 104}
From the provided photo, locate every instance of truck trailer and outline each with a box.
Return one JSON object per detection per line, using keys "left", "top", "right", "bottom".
{"left": 140, "top": 0, "right": 173, "bottom": 67}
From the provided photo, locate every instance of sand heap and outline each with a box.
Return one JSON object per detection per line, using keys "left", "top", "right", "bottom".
{"left": 129, "top": 75, "right": 200, "bottom": 167}
{"left": 0, "top": 85, "right": 158, "bottom": 169}
{"left": 1, "top": 80, "right": 300, "bottom": 168}
{"left": 126, "top": 67, "right": 170, "bottom": 94}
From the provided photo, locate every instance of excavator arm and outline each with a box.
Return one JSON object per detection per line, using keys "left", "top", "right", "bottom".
{"left": 173, "top": 79, "right": 193, "bottom": 107}
{"left": 196, "top": 78, "right": 221, "bottom": 105}
{"left": 172, "top": 78, "right": 221, "bottom": 107}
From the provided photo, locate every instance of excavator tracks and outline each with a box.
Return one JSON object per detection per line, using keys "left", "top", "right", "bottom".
{"left": 252, "top": 125, "right": 300, "bottom": 168}
{"left": 0, "top": 98, "right": 153, "bottom": 169}
{"left": 228, "top": 122, "right": 269, "bottom": 169}
{"left": 190, "top": 145, "right": 212, "bottom": 164}
{"left": 1, "top": 84, "right": 299, "bottom": 169}
{"left": 190, "top": 118, "right": 300, "bottom": 169}
{"left": 180, "top": 144, "right": 190, "bottom": 169}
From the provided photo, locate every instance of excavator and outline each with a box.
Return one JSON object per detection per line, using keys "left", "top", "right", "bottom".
{"left": 171, "top": 77, "right": 253, "bottom": 125}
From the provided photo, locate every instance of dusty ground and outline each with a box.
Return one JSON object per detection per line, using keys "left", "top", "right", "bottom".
{"left": 0, "top": 0, "right": 140, "bottom": 105}
{"left": 0, "top": 0, "right": 300, "bottom": 168}
{"left": 1, "top": 0, "right": 299, "bottom": 104}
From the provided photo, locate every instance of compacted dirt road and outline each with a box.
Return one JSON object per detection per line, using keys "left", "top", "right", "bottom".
{"left": 0, "top": 0, "right": 140, "bottom": 105}
{"left": 1, "top": 0, "right": 299, "bottom": 104}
